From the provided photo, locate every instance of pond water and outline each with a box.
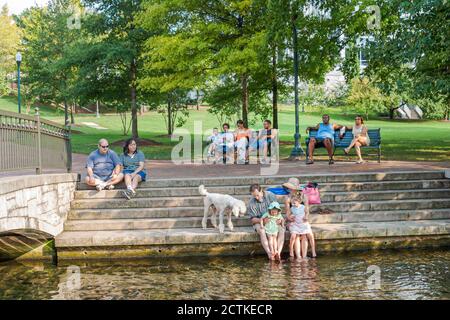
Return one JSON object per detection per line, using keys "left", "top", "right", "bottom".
{"left": 0, "top": 248, "right": 449, "bottom": 300}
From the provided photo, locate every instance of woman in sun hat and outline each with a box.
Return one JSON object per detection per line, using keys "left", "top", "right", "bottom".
{"left": 283, "top": 177, "right": 317, "bottom": 258}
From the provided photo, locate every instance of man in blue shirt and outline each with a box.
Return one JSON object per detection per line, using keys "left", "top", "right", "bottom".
{"left": 306, "top": 114, "right": 344, "bottom": 165}
{"left": 85, "top": 139, "right": 123, "bottom": 191}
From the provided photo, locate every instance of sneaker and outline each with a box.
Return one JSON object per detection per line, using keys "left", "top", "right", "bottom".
{"left": 123, "top": 189, "right": 132, "bottom": 200}
{"left": 96, "top": 183, "right": 105, "bottom": 191}
{"left": 105, "top": 184, "right": 115, "bottom": 190}
{"left": 328, "top": 158, "right": 335, "bottom": 165}
{"left": 306, "top": 159, "right": 314, "bottom": 165}
{"left": 128, "top": 187, "right": 136, "bottom": 196}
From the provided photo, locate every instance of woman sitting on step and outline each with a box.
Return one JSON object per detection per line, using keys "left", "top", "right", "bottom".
{"left": 120, "top": 138, "right": 147, "bottom": 200}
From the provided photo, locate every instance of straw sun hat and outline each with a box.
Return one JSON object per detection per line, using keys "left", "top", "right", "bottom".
{"left": 282, "top": 177, "right": 301, "bottom": 190}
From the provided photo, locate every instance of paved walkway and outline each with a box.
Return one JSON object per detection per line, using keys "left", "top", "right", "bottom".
{"left": 2, "top": 153, "right": 448, "bottom": 180}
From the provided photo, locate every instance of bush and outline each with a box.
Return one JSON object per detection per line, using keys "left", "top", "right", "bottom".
{"left": 416, "top": 97, "right": 449, "bottom": 120}
{"left": 346, "top": 77, "right": 385, "bottom": 120}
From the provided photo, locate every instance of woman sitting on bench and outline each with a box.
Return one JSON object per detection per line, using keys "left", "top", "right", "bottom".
{"left": 344, "top": 115, "right": 371, "bottom": 164}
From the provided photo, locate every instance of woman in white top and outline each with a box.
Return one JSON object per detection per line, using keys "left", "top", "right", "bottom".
{"left": 344, "top": 115, "right": 370, "bottom": 164}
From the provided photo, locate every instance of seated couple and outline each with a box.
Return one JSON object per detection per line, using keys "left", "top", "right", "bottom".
{"left": 248, "top": 179, "right": 317, "bottom": 261}
{"left": 207, "top": 120, "right": 277, "bottom": 165}
{"left": 306, "top": 114, "right": 371, "bottom": 165}
{"left": 84, "top": 138, "right": 147, "bottom": 200}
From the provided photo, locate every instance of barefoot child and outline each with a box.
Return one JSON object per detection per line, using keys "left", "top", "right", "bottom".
{"left": 288, "top": 196, "right": 315, "bottom": 258}
{"left": 260, "top": 202, "right": 285, "bottom": 260}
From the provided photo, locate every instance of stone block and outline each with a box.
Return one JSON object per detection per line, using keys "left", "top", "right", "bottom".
{"left": 27, "top": 198, "right": 41, "bottom": 217}
{"left": 0, "top": 196, "right": 7, "bottom": 218}
{"left": 6, "top": 198, "right": 16, "bottom": 211}
{"left": 25, "top": 187, "right": 39, "bottom": 201}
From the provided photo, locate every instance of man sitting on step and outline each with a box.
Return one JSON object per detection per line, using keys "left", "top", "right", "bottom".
{"left": 248, "top": 184, "right": 286, "bottom": 261}
{"left": 85, "top": 138, "right": 124, "bottom": 191}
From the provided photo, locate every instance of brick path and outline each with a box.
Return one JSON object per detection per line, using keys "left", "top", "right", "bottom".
{"left": 1, "top": 153, "right": 448, "bottom": 180}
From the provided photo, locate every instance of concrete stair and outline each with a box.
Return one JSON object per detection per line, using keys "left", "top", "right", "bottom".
{"left": 55, "top": 170, "right": 450, "bottom": 259}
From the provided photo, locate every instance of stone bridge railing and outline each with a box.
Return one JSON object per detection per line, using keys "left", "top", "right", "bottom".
{"left": 0, "top": 173, "right": 79, "bottom": 237}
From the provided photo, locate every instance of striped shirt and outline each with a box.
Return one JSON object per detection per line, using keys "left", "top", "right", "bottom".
{"left": 247, "top": 191, "right": 277, "bottom": 219}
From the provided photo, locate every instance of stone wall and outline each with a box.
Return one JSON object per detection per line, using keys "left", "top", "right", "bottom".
{"left": 0, "top": 174, "right": 79, "bottom": 237}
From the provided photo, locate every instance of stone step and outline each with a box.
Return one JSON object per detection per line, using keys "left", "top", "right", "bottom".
{"left": 55, "top": 219, "right": 450, "bottom": 248}
{"left": 75, "top": 171, "right": 446, "bottom": 189}
{"left": 70, "top": 189, "right": 450, "bottom": 209}
{"left": 73, "top": 179, "right": 450, "bottom": 199}
{"left": 68, "top": 198, "right": 450, "bottom": 219}
{"left": 63, "top": 209, "right": 450, "bottom": 231}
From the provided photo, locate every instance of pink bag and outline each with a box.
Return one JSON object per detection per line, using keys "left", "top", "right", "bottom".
{"left": 302, "top": 186, "right": 321, "bottom": 204}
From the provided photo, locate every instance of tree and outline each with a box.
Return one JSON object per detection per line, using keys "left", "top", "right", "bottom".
{"left": 346, "top": 77, "right": 385, "bottom": 120}
{"left": 78, "top": 0, "right": 149, "bottom": 138}
{"left": 0, "top": 5, "right": 21, "bottom": 97}
{"left": 139, "top": 0, "right": 271, "bottom": 128}
{"left": 17, "top": 0, "right": 82, "bottom": 123}
{"left": 364, "top": 0, "right": 450, "bottom": 119}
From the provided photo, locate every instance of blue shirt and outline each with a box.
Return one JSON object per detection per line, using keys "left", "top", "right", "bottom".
{"left": 120, "top": 150, "right": 146, "bottom": 174}
{"left": 86, "top": 150, "right": 121, "bottom": 179}
{"left": 316, "top": 123, "right": 335, "bottom": 141}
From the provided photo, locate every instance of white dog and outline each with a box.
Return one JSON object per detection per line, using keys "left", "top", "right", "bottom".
{"left": 198, "top": 185, "right": 247, "bottom": 233}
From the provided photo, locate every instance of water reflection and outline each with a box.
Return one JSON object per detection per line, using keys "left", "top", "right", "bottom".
{"left": 0, "top": 248, "right": 449, "bottom": 300}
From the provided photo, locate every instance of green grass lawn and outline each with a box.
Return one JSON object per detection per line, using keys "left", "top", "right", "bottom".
{"left": 1, "top": 96, "right": 449, "bottom": 161}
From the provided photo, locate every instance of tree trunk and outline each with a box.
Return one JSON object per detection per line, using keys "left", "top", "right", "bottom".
{"left": 167, "top": 96, "right": 173, "bottom": 135}
{"left": 241, "top": 74, "right": 249, "bottom": 128}
{"left": 196, "top": 89, "right": 200, "bottom": 110}
{"left": 389, "top": 108, "right": 395, "bottom": 120}
{"left": 64, "top": 99, "right": 69, "bottom": 127}
{"left": 130, "top": 59, "right": 138, "bottom": 139}
{"left": 272, "top": 48, "right": 278, "bottom": 129}
{"left": 70, "top": 102, "right": 75, "bottom": 124}
{"left": 96, "top": 100, "right": 100, "bottom": 118}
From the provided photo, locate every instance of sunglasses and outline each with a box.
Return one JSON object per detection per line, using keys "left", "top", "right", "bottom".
{"left": 100, "top": 145, "right": 109, "bottom": 149}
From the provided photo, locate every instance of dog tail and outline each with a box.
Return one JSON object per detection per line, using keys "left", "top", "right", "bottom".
{"left": 198, "top": 185, "right": 208, "bottom": 196}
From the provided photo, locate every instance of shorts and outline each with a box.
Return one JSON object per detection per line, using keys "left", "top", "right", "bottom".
{"left": 123, "top": 169, "right": 147, "bottom": 182}
{"left": 313, "top": 137, "right": 334, "bottom": 148}
{"left": 252, "top": 222, "right": 285, "bottom": 233}
{"left": 93, "top": 174, "right": 113, "bottom": 182}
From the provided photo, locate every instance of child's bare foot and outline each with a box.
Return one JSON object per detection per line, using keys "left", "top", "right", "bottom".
{"left": 275, "top": 252, "right": 281, "bottom": 261}
{"left": 289, "top": 251, "right": 294, "bottom": 257}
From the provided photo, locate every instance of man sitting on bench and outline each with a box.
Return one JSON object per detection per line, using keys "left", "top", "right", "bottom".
{"left": 306, "top": 114, "right": 344, "bottom": 165}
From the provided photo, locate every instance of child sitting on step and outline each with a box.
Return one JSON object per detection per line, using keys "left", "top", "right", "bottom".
{"left": 260, "top": 201, "right": 285, "bottom": 260}
{"left": 288, "top": 196, "right": 315, "bottom": 259}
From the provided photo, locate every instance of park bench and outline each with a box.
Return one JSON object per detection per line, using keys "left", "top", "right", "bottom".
{"left": 305, "top": 128, "right": 381, "bottom": 163}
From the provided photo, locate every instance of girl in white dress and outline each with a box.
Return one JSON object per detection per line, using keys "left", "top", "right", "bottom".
{"left": 289, "top": 196, "right": 314, "bottom": 259}
{"left": 344, "top": 115, "right": 370, "bottom": 164}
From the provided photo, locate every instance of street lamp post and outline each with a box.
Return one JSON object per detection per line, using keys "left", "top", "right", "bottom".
{"left": 16, "top": 52, "right": 22, "bottom": 114}
{"left": 289, "top": 16, "right": 305, "bottom": 160}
